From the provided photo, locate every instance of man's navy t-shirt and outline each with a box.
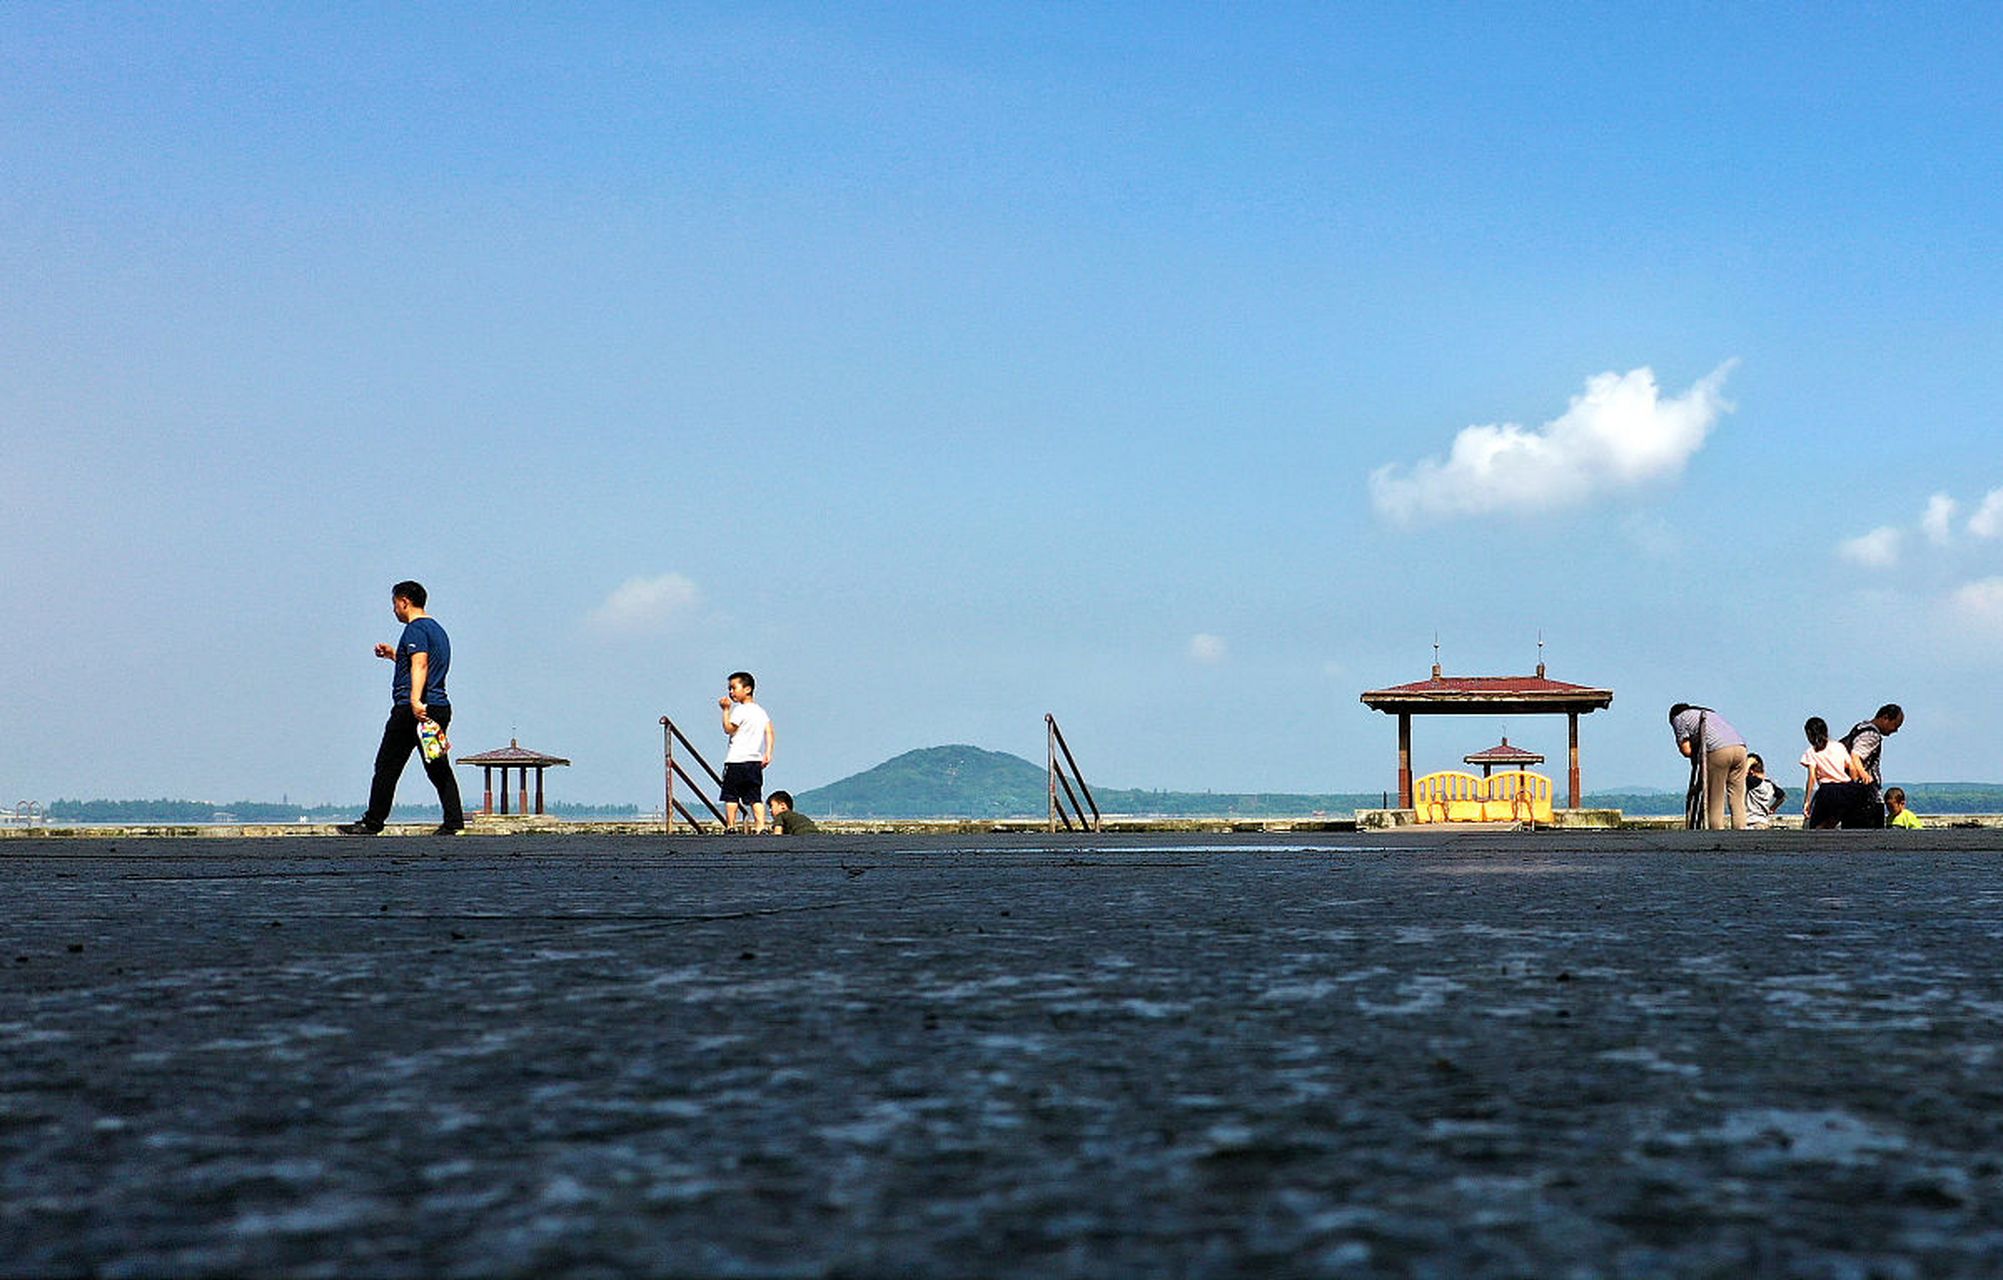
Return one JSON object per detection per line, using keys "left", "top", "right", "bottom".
{"left": 391, "top": 617, "right": 450, "bottom": 707}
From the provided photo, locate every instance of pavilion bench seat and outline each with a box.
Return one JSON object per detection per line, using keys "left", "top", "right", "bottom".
{"left": 1413, "top": 770, "right": 1555, "bottom": 824}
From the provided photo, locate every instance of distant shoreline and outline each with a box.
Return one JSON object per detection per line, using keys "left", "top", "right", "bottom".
{"left": 17, "top": 782, "right": 2003, "bottom": 827}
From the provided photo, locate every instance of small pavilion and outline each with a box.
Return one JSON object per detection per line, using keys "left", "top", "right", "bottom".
{"left": 456, "top": 739, "right": 571, "bottom": 816}
{"left": 1360, "top": 659, "right": 1613, "bottom": 809}
{"left": 1463, "top": 736, "right": 1545, "bottom": 778}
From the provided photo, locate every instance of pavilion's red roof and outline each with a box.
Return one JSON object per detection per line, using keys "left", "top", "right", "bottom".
{"left": 457, "top": 738, "right": 571, "bottom": 767}
{"left": 1463, "top": 738, "right": 1546, "bottom": 764}
{"left": 1368, "top": 675, "right": 1601, "bottom": 697}
{"left": 1360, "top": 670, "right": 1613, "bottom": 713}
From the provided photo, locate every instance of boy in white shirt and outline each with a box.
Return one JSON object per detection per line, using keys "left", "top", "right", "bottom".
{"left": 718, "top": 671, "right": 775, "bottom": 832}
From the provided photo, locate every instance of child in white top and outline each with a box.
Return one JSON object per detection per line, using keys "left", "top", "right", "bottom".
{"left": 1798, "top": 716, "right": 1854, "bottom": 818}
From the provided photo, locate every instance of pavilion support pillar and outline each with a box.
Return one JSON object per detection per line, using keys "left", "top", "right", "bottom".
{"left": 535, "top": 768, "right": 545, "bottom": 816}
{"left": 1567, "top": 711, "right": 1581, "bottom": 809}
{"left": 518, "top": 767, "right": 529, "bottom": 816}
{"left": 1397, "top": 713, "right": 1413, "bottom": 809}
{"left": 482, "top": 767, "right": 494, "bottom": 816}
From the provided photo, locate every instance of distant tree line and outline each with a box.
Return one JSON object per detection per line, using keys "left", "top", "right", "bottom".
{"left": 47, "top": 798, "right": 643, "bottom": 823}
{"left": 44, "top": 780, "right": 2003, "bottom": 824}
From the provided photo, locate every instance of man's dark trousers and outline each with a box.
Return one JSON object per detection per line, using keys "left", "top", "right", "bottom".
{"left": 1807, "top": 780, "right": 1884, "bottom": 830}
{"left": 363, "top": 704, "right": 464, "bottom": 829}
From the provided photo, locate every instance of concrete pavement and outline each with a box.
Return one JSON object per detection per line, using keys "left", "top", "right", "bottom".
{"left": 5, "top": 830, "right": 2003, "bottom": 1276}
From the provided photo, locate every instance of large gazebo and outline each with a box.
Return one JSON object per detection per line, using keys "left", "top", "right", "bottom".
{"left": 456, "top": 739, "right": 571, "bottom": 816}
{"left": 1361, "top": 662, "right": 1613, "bottom": 809}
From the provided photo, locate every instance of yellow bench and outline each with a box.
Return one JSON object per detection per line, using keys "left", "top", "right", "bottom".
{"left": 1484, "top": 770, "right": 1554, "bottom": 823}
{"left": 1412, "top": 771, "right": 1487, "bottom": 823}
{"left": 1412, "top": 770, "right": 1554, "bottom": 823}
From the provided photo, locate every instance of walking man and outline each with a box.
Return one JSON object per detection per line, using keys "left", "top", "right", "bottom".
{"left": 338, "top": 581, "right": 465, "bottom": 836}
{"left": 718, "top": 671, "right": 775, "bottom": 832}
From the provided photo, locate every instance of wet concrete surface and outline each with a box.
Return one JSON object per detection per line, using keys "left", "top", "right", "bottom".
{"left": 5, "top": 829, "right": 2003, "bottom": 1277}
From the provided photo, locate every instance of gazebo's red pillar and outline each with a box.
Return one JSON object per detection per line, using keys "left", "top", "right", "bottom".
{"left": 517, "top": 767, "right": 529, "bottom": 816}
{"left": 481, "top": 766, "right": 494, "bottom": 816}
{"left": 534, "top": 768, "right": 545, "bottom": 816}
{"left": 1567, "top": 711, "right": 1581, "bottom": 809}
{"left": 1397, "top": 713, "right": 1413, "bottom": 809}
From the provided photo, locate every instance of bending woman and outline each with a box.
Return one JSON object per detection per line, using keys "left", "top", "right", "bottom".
{"left": 1670, "top": 703, "right": 1750, "bottom": 831}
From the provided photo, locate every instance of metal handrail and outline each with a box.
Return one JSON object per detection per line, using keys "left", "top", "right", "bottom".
{"left": 1046, "top": 714, "right": 1102, "bottom": 833}
{"left": 660, "top": 716, "right": 731, "bottom": 834}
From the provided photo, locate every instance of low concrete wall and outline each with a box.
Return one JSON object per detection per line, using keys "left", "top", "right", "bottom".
{"left": 0, "top": 814, "right": 1363, "bottom": 840}
{"left": 1356, "top": 808, "right": 1624, "bottom": 831}
{"left": 11, "top": 811, "right": 2003, "bottom": 839}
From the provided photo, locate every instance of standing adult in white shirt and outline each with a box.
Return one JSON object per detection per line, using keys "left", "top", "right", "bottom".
{"left": 718, "top": 671, "right": 775, "bottom": 832}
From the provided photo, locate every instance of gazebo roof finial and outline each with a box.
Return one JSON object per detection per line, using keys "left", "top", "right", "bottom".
{"left": 1432, "top": 632, "right": 1441, "bottom": 680}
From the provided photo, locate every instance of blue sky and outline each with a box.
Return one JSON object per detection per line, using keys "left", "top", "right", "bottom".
{"left": 3, "top": 3, "right": 2000, "bottom": 806}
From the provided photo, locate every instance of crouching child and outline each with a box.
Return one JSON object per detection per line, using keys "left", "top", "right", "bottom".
{"left": 1885, "top": 786, "right": 1923, "bottom": 830}
{"left": 768, "top": 791, "right": 819, "bottom": 835}
{"left": 1744, "top": 754, "right": 1787, "bottom": 829}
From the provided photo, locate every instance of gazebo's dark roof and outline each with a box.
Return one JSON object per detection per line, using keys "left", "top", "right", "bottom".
{"left": 1463, "top": 737, "right": 1546, "bottom": 766}
{"left": 457, "top": 739, "right": 571, "bottom": 767}
{"left": 1361, "top": 668, "right": 1613, "bottom": 716}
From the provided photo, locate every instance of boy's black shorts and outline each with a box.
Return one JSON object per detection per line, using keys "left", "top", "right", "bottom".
{"left": 720, "top": 761, "right": 764, "bottom": 805}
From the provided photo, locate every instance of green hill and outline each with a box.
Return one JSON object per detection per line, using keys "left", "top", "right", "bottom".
{"left": 795, "top": 746, "right": 1379, "bottom": 819}
{"left": 796, "top": 746, "right": 1050, "bottom": 818}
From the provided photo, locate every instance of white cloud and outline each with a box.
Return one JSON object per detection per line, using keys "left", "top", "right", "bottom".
{"left": 1921, "top": 493, "right": 1959, "bottom": 546}
{"left": 586, "top": 573, "right": 701, "bottom": 633}
{"left": 1835, "top": 488, "right": 2003, "bottom": 566}
{"left": 1968, "top": 488, "right": 2003, "bottom": 539}
{"left": 1188, "top": 633, "right": 1228, "bottom": 664}
{"left": 1950, "top": 577, "right": 2003, "bottom": 632}
{"left": 1369, "top": 361, "right": 1737, "bottom": 523}
{"left": 1837, "top": 527, "right": 1903, "bottom": 569}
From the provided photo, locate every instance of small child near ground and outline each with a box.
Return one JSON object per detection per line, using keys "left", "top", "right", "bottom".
{"left": 768, "top": 791, "right": 819, "bottom": 835}
{"left": 1744, "top": 754, "right": 1787, "bottom": 829}
{"left": 1885, "top": 786, "right": 1923, "bottom": 830}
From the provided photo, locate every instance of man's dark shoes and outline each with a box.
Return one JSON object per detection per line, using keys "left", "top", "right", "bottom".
{"left": 431, "top": 824, "right": 465, "bottom": 837}
{"left": 335, "top": 821, "right": 382, "bottom": 836}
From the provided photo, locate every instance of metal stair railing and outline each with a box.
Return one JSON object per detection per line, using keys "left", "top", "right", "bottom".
{"left": 659, "top": 715, "right": 732, "bottom": 834}
{"left": 1046, "top": 714, "right": 1102, "bottom": 833}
